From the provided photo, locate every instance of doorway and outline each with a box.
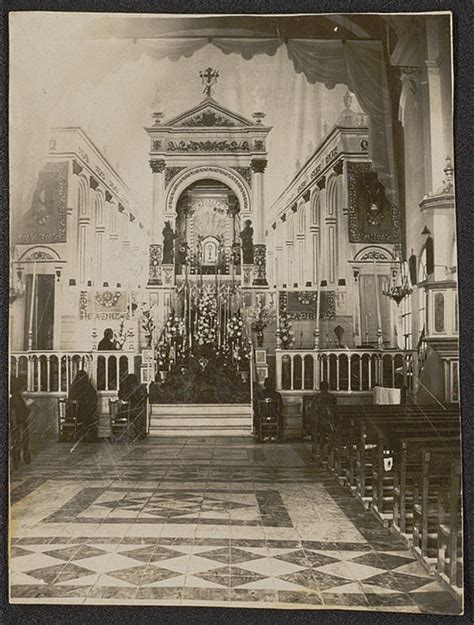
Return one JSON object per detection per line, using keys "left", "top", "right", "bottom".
{"left": 24, "top": 274, "right": 55, "bottom": 350}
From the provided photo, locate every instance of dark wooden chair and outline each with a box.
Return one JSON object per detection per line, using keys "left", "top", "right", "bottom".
{"left": 109, "top": 399, "right": 131, "bottom": 443}
{"left": 57, "top": 398, "right": 82, "bottom": 442}
{"left": 254, "top": 398, "right": 280, "bottom": 443}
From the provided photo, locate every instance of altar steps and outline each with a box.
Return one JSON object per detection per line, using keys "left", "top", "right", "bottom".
{"left": 148, "top": 403, "right": 253, "bottom": 437}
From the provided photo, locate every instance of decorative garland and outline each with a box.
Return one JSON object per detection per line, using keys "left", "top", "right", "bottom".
{"left": 95, "top": 291, "right": 121, "bottom": 308}
{"left": 276, "top": 311, "right": 295, "bottom": 349}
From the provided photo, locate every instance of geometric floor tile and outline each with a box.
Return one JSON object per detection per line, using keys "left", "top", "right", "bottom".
{"left": 106, "top": 565, "right": 181, "bottom": 586}
{"left": 27, "top": 563, "right": 94, "bottom": 584}
{"left": 351, "top": 551, "right": 414, "bottom": 571}
{"left": 363, "top": 571, "right": 434, "bottom": 593}
{"left": 9, "top": 437, "right": 463, "bottom": 614}
{"left": 316, "top": 561, "right": 384, "bottom": 582}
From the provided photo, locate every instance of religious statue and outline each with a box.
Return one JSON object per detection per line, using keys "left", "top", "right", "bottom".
{"left": 240, "top": 219, "right": 254, "bottom": 264}
{"left": 162, "top": 221, "right": 176, "bottom": 264}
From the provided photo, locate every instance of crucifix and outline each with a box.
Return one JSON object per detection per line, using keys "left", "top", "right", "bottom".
{"left": 199, "top": 67, "right": 219, "bottom": 97}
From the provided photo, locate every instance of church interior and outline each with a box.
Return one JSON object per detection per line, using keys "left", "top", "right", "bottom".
{"left": 8, "top": 12, "right": 463, "bottom": 614}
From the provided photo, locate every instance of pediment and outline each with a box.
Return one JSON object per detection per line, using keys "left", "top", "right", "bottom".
{"left": 163, "top": 98, "right": 255, "bottom": 128}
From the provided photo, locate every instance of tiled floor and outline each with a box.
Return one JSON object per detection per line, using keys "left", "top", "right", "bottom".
{"left": 9, "top": 436, "right": 461, "bottom": 613}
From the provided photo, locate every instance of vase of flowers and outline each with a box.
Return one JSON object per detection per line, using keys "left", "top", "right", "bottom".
{"left": 140, "top": 302, "right": 155, "bottom": 348}
{"left": 114, "top": 317, "right": 134, "bottom": 350}
{"left": 249, "top": 297, "right": 274, "bottom": 348}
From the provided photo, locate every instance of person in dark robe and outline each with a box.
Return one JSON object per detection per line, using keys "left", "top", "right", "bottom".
{"left": 68, "top": 370, "right": 98, "bottom": 442}
{"left": 118, "top": 374, "right": 148, "bottom": 441}
{"left": 9, "top": 377, "right": 31, "bottom": 467}
{"left": 313, "top": 380, "right": 337, "bottom": 457}
{"left": 98, "top": 328, "right": 117, "bottom": 351}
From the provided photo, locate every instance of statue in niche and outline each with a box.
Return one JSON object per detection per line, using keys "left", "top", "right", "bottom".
{"left": 162, "top": 221, "right": 176, "bottom": 264}
{"left": 240, "top": 220, "right": 254, "bottom": 264}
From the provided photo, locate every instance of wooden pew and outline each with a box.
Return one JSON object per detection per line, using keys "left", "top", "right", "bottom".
{"left": 437, "top": 462, "right": 463, "bottom": 593}
{"left": 412, "top": 448, "right": 461, "bottom": 571}
{"left": 372, "top": 427, "right": 460, "bottom": 526}
{"left": 391, "top": 436, "right": 460, "bottom": 537}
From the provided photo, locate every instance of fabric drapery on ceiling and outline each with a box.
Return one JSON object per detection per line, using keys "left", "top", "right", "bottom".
{"left": 131, "top": 35, "right": 397, "bottom": 204}
{"left": 287, "top": 39, "right": 397, "bottom": 202}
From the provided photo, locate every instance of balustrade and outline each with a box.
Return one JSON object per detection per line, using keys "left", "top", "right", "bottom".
{"left": 10, "top": 351, "right": 135, "bottom": 393}
{"left": 276, "top": 348, "right": 413, "bottom": 393}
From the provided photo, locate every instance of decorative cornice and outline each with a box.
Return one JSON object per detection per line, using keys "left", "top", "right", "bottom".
{"left": 105, "top": 190, "right": 113, "bottom": 203}
{"left": 250, "top": 159, "right": 267, "bottom": 174}
{"left": 89, "top": 176, "right": 99, "bottom": 191}
{"left": 316, "top": 176, "right": 326, "bottom": 191}
{"left": 333, "top": 160, "right": 344, "bottom": 176}
{"left": 303, "top": 190, "right": 311, "bottom": 203}
{"left": 149, "top": 159, "right": 166, "bottom": 174}
{"left": 72, "top": 160, "right": 83, "bottom": 176}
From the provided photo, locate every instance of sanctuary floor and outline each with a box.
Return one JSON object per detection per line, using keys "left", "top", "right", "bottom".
{"left": 9, "top": 437, "right": 460, "bottom": 614}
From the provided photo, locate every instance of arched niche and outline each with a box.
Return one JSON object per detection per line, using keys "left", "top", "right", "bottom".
{"left": 166, "top": 166, "right": 251, "bottom": 217}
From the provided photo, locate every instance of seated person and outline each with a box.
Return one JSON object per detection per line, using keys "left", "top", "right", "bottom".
{"left": 9, "top": 377, "right": 31, "bottom": 466}
{"left": 68, "top": 370, "right": 98, "bottom": 442}
{"left": 118, "top": 373, "right": 148, "bottom": 441}
{"left": 98, "top": 328, "right": 117, "bottom": 350}
{"left": 255, "top": 377, "right": 284, "bottom": 441}
{"left": 314, "top": 380, "right": 336, "bottom": 441}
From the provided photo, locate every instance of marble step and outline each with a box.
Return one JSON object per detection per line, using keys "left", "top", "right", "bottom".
{"left": 149, "top": 403, "right": 253, "bottom": 437}
{"left": 150, "top": 416, "right": 250, "bottom": 428}
{"left": 150, "top": 403, "right": 252, "bottom": 415}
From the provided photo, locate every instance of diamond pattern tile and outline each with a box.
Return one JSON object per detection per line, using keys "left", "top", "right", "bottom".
{"left": 9, "top": 437, "right": 462, "bottom": 613}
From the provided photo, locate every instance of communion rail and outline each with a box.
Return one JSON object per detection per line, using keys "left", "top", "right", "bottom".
{"left": 275, "top": 348, "right": 414, "bottom": 393}
{"left": 10, "top": 351, "right": 136, "bottom": 393}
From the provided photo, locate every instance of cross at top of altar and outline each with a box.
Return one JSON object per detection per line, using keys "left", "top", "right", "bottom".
{"left": 200, "top": 67, "right": 219, "bottom": 98}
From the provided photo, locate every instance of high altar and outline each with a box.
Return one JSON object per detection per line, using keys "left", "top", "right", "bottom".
{"left": 145, "top": 68, "right": 273, "bottom": 384}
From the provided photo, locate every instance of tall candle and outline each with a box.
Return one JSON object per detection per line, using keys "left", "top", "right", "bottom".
{"left": 28, "top": 260, "right": 37, "bottom": 350}
{"left": 373, "top": 259, "right": 382, "bottom": 336}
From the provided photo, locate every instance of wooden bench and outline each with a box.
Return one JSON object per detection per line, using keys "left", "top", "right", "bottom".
{"left": 437, "top": 461, "right": 463, "bottom": 593}
{"left": 412, "top": 448, "right": 461, "bottom": 571}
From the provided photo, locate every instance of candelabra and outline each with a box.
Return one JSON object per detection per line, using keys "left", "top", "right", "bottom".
{"left": 382, "top": 246, "right": 413, "bottom": 305}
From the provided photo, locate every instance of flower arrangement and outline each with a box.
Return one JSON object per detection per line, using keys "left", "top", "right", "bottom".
{"left": 155, "top": 311, "right": 186, "bottom": 370}
{"left": 140, "top": 302, "right": 156, "bottom": 347}
{"left": 249, "top": 297, "right": 274, "bottom": 333}
{"left": 276, "top": 311, "right": 295, "bottom": 349}
{"left": 195, "top": 286, "right": 217, "bottom": 346}
{"left": 227, "top": 313, "right": 244, "bottom": 343}
{"left": 114, "top": 317, "right": 134, "bottom": 350}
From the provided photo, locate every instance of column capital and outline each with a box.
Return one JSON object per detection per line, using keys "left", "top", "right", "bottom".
{"left": 251, "top": 159, "right": 267, "bottom": 174}
{"left": 149, "top": 159, "right": 166, "bottom": 174}
{"left": 316, "top": 176, "right": 326, "bottom": 191}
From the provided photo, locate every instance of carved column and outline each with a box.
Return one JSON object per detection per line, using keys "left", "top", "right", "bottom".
{"left": 149, "top": 159, "right": 166, "bottom": 243}
{"left": 252, "top": 243, "right": 267, "bottom": 286}
{"left": 148, "top": 244, "right": 162, "bottom": 286}
{"left": 251, "top": 159, "right": 267, "bottom": 243}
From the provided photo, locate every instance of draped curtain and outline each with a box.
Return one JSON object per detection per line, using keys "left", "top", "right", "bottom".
{"left": 132, "top": 36, "right": 397, "bottom": 204}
